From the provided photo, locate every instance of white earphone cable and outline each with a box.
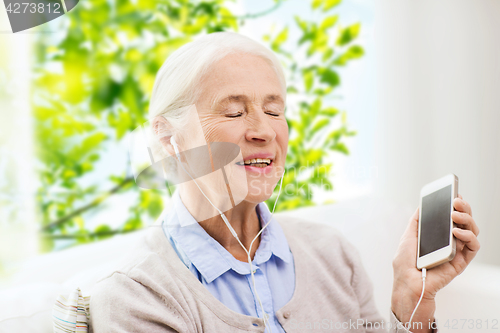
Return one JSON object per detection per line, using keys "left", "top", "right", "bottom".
{"left": 408, "top": 268, "right": 427, "bottom": 331}
{"left": 170, "top": 137, "right": 284, "bottom": 332}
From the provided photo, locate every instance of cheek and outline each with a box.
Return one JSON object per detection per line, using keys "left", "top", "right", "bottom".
{"left": 201, "top": 117, "right": 243, "bottom": 143}
{"left": 275, "top": 122, "right": 289, "bottom": 153}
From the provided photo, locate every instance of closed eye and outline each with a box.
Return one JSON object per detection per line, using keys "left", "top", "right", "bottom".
{"left": 264, "top": 103, "right": 283, "bottom": 117}
{"left": 226, "top": 112, "right": 243, "bottom": 118}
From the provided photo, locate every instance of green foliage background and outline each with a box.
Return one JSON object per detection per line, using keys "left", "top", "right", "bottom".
{"left": 33, "top": 0, "right": 363, "bottom": 250}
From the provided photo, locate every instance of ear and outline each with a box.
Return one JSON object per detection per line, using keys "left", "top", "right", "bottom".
{"left": 151, "top": 115, "right": 176, "bottom": 157}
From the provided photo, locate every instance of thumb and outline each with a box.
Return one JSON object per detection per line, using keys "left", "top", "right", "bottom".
{"left": 403, "top": 207, "right": 419, "bottom": 238}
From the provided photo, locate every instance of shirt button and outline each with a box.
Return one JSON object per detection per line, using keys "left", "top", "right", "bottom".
{"left": 283, "top": 311, "right": 291, "bottom": 319}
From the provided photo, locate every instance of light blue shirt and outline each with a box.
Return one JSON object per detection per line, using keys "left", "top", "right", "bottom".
{"left": 161, "top": 191, "right": 295, "bottom": 333}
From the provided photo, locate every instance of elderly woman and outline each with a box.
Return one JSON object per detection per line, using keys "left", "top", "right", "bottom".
{"left": 89, "top": 32, "right": 480, "bottom": 333}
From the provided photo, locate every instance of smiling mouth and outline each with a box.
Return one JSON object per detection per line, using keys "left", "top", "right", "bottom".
{"left": 236, "top": 158, "right": 272, "bottom": 168}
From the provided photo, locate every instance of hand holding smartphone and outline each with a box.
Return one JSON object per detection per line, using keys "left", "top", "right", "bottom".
{"left": 417, "top": 174, "right": 458, "bottom": 270}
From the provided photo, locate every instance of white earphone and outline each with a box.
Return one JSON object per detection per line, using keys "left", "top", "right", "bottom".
{"left": 169, "top": 135, "right": 284, "bottom": 333}
{"left": 170, "top": 136, "right": 181, "bottom": 157}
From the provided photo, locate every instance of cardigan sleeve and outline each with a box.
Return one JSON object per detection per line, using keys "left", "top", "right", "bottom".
{"left": 89, "top": 272, "right": 187, "bottom": 333}
{"left": 339, "top": 234, "right": 436, "bottom": 333}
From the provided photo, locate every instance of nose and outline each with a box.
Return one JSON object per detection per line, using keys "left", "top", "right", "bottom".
{"left": 244, "top": 106, "right": 276, "bottom": 144}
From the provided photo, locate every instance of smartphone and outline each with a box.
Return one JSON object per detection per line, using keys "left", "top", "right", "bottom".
{"left": 416, "top": 174, "right": 458, "bottom": 270}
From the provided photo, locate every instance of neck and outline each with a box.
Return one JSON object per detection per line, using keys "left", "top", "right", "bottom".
{"left": 199, "top": 200, "right": 261, "bottom": 262}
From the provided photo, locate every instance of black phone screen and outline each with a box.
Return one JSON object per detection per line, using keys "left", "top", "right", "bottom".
{"left": 419, "top": 185, "right": 453, "bottom": 257}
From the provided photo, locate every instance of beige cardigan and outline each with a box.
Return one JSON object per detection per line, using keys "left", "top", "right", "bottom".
{"left": 89, "top": 215, "right": 413, "bottom": 333}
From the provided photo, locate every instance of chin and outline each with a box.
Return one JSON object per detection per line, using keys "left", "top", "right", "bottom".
{"left": 244, "top": 193, "right": 271, "bottom": 205}
{"left": 244, "top": 179, "right": 279, "bottom": 204}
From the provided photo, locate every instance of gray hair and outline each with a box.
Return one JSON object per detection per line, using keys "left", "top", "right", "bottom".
{"left": 148, "top": 32, "right": 286, "bottom": 129}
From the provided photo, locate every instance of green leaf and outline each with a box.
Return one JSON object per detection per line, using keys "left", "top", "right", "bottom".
{"left": 123, "top": 217, "right": 142, "bottom": 231}
{"left": 298, "top": 32, "right": 314, "bottom": 45}
{"left": 327, "top": 128, "right": 343, "bottom": 142}
{"left": 319, "top": 15, "right": 338, "bottom": 31}
{"left": 147, "top": 195, "right": 163, "bottom": 218}
{"left": 272, "top": 27, "right": 289, "bottom": 51}
{"left": 34, "top": 107, "right": 58, "bottom": 121}
{"left": 94, "top": 224, "right": 113, "bottom": 240}
{"left": 80, "top": 132, "right": 107, "bottom": 155}
{"left": 312, "top": 0, "right": 323, "bottom": 9}
{"left": 319, "top": 69, "right": 340, "bottom": 87}
{"left": 312, "top": 118, "right": 329, "bottom": 133}
{"left": 324, "top": 0, "right": 342, "bottom": 11}
{"left": 337, "top": 23, "right": 361, "bottom": 46}
{"left": 348, "top": 45, "right": 364, "bottom": 57}
{"left": 322, "top": 48, "right": 334, "bottom": 62}
{"left": 305, "top": 149, "right": 323, "bottom": 164}
{"left": 62, "top": 169, "right": 77, "bottom": 179}
{"left": 320, "top": 107, "right": 339, "bottom": 116}
{"left": 310, "top": 98, "right": 322, "bottom": 116}
{"left": 331, "top": 142, "right": 349, "bottom": 154}
{"left": 75, "top": 216, "right": 85, "bottom": 230}
{"left": 334, "top": 45, "right": 364, "bottom": 66}
{"left": 312, "top": 164, "right": 332, "bottom": 178}
{"left": 294, "top": 16, "right": 308, "bottom": 33}
{"left": 303, "top": 70, "right": 314, "bottom": 92}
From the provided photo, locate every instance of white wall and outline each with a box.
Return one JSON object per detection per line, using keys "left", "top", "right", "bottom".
{"left": 374, "top": 0, "right": 500, "bottom": 266}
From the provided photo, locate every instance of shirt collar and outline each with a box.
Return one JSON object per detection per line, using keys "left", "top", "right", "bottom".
{"left": 254, "top": 201, "right": 293, "bottom": 265}
{"left": 164, "top": 191, "right": 292, "bottom": 283}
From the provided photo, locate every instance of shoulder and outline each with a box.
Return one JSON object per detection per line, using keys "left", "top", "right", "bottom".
{"left": 274, "top": 214, "right": 362, "bottom": 270}
{"left": 275, "top": 214, "right": 355, "bottom": 251}
{"left": 89, "top": 272, "right": 146, "bottom": 329}
{"left": 274, "top": 214, "right": 376, "bottom": 304}
{"left": 89, "top": 228, "right": 190, "bottom": 332}
{"left": 88, "top": 226, "right": 176, "bottom": 308}
{"left": 91, "top": 223, "right": 181, "bottom": 279}
{"left": 89, "top": 271, "right": 187, "bottom": 332}
{"left": 90, "top": 271, "right": 142, "bottom": 311}
{"left": 89, "top": 238, "right": 165, "bottom": 315}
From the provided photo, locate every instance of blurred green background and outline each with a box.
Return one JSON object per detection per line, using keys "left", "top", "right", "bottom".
{"left": 4, "top": 0, "right": 366, "bottom": 256}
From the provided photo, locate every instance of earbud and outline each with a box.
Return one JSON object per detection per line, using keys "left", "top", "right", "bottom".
{"left": 170, "top": 136, "right": 181, "bottom": 158}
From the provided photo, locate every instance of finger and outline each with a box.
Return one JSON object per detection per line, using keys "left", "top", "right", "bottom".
{"left": 453, "top": 228, "right": 480, "bottom": 261}
{"left": 400, "top": 208, "right": 419, "bottom": 243}
{"left": 453, "top": 196, "right": 472, "bottom": 217}
{"left": 451, "top": 211, "right": 480, "bottom": 236}
{"left": 411, "top": 207, "right": 419, "bottom": 222}
{"left": 405, "top": 207, "right": 419, "bottom": 234}
{"left": 458, "top": 193, "right": 463, "bottom": 199}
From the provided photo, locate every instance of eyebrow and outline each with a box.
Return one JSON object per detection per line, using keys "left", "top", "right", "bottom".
{"left": 211, "top": 94, "right": 284, "bottom": 109}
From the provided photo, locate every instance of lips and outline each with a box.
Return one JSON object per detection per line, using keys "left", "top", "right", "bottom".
{"left": 235, "top": 154, "right": 275, "bottom": 173}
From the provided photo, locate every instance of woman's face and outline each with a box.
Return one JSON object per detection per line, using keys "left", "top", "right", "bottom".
{"left": 195, "top": 53, "right": 288, "bottom": 204}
